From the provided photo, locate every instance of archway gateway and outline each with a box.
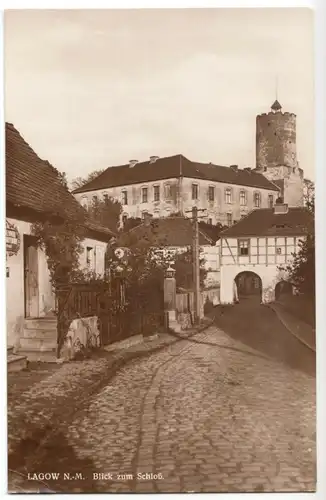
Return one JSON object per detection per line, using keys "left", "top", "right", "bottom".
{"left": 275, "top": 280, "right": 294, "bottom": 300}
{"left": 235, "top": 271, "right": 262, "bottom": 302}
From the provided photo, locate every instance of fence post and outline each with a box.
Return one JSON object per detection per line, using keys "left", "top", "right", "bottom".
{"left": 164, "top": 266, "right": 177, "bottom": 330}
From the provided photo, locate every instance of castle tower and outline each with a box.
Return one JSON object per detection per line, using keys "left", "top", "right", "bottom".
{"left": 256, "top": 100, "right": 304, "bottom": 207}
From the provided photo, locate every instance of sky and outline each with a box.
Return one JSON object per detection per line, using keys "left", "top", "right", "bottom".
{"left": 4, "top": 8, "right": 315, "bottom": 183}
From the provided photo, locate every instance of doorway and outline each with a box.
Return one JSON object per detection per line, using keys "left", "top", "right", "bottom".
{"left": 24, "top": 235, "right": 39, "bottom": 318}
{"left": 235, "top": 271, "right": 262, "bottom": 302}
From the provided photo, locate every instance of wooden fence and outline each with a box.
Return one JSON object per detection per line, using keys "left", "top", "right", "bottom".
{"left": 176, "top": 287, "right": 220, "bottom": 315}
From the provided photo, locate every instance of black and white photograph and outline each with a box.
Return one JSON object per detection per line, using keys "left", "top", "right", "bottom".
{"left": 4, "top": 5, "right": 317, "bottom": 494}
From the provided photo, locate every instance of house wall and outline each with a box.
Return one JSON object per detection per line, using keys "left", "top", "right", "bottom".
{"left": 219, "top": 235, "right": 303, "bottom": 304}
{"left": 79, "top": 238, "right": 107, "bottom": 276}
{"left": 74, "top": 176, "right": 278, "bottom": 226}
{"left": 74, "top": 177, "right": 181, "bottom": 220}
{"left": 6, "top": 218, "right": 108, "bottom": 348}
{"left": 6, "top": 218, "right": 54, "bottom": 348}
{"left": 180, "top": 177, "right": 277, "bottom": 226}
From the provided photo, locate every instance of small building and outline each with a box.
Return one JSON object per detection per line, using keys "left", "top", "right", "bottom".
{"left": 118, "top": 215, "right": 220, "bottom": 288}
{"left": 6, "top": 123, "right": 115, "bottom": 355}
{"left": 218, "top": 199, "right": 313, "bottom": 304}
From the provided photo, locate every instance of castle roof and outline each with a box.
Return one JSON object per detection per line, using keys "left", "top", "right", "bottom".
{"left": 271, "top": 99, "right": 282, "bottom": 111}
{"left": 220, "top": 207, "right": 313, "bottom": 238}
{"left": 73, "top": 154, "right": 279, "bottom": 194}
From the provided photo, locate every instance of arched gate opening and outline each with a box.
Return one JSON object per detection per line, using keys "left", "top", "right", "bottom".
{"left": 275, "top": 280, "right": 294, "bottom": 301}
{"left": 234, "top": 271, "right": 262, "bottom": 303}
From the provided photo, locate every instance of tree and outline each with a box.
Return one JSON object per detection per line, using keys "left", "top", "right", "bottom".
{"left": 280, "top": 197, "right": 315, "bottom": 298}
{"left": 120, "top": 217, "right": 142, "bottom": 233}
{"left": 71, "top": 169, "right": 105, "bottom": 191}
{"left": 303, "top": 179, "right": 315, "bottom": 207}
{"left": 87, "top": 196, "right": 122, "bottom": 233}
{"left": 173, "top": 247, "right": 207, "bottom": 291}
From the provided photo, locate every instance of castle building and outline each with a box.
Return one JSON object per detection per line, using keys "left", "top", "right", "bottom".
{"left": 73, "top": 156, "right": 279, "bottom": 227}
{"left": 73, "top": 101, "right": 304, "bottom": 224}
{"left": 255, "top": 100, "right": 304, "bottom": 207}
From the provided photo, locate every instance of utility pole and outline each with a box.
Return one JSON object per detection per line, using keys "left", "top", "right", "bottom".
{"left": 192, "top": 206, "right": 200, "bottom": 324}
{"left": 186, "top": 206, "right": 207, "bottom": 325}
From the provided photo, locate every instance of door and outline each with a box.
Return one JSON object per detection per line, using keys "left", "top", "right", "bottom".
{"left": 24, "top": 235, "right": 39, "bottom": 318}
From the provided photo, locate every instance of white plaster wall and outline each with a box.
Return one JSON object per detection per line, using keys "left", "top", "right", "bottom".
{"left": 181, "top": 177, "right": 277, "bottom": 225}
{"left": 6, "top": 218, "right": 55, "bottom": 348}
{"left": 219, "top": 235, "right": 304, "bottom": 304}
{"left": 220, "top": 264, "right": 287, "bottom": 304}
{"left": 80, "top": 238, "right": 107, "bottom": 276}
{"left": 74, "top": 176, "right": 278, "bottom": 225}
{"left": 74, "top": 177, "right": 180, "bottom": 219}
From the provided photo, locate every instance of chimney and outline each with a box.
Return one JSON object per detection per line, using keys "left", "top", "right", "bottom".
{"left": 129, "top": 159, "right": 138, "bottom": 168}
{"left": 274, "top": 197, "right": 289, "bottom": 214}
{"left": 149, "top": 156, "right": 159, "bottom": 164}
{"left": 230, "top": 164, "right": 238, "bottom": 172}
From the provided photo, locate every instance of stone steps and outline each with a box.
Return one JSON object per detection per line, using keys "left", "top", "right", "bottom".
{"left": 20, "top": 337, "right": 57, "bottom": 350}
{"left": 7, "top": 347, "right": 27, "bottom": 372}
{"left": 24, "top": 318, "right": 57, "bottom": 331}
{"left": 18, "top": 347, "right": 58, "bottom": 363}
{"left": 18, "top": 318, "right": 58, "bottom": 362}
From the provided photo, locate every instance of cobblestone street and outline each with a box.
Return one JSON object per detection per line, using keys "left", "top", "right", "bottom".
{"left": 16, "top": 303, "right": 316, "bottom": 494}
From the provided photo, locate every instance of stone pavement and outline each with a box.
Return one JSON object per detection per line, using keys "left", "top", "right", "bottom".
{"left": 12, "top": 310, "right": 316, "bottom": 494}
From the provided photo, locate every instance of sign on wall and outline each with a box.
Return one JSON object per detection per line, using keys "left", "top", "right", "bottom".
{"left": 6, "top": 220, "right": 20, "bottom": 256}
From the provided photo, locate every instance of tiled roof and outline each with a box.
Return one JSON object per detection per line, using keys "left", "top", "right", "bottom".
{"left": 220, "top": 207, "right": 313, "bottom": 238}
{"left": 72, "top": 154, "right": 279, "bottom": 194}
{"left": 6, "top": 123, "right": 115, "bottom": 240}
{"left": 118, "top": 216, "right": 213, "bottom": 248}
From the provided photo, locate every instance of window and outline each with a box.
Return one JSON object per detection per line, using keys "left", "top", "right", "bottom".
{"left": 142, "top": 187, "right": 148, "bottom": 203}
{"left": 238, "top": 239, "right": 250, "bottom": 256}
{"left": 192, "top": 183, "right": 199, "bottom": 200}
{"left": 86, "top": 247, "right": 93, "bottom": 268}
{"left": 122, "top": 190, "right": 128, "bottom": 205}
{"left": 225, "top": 188, "right": 232, "bottom": 204}
{"left": 153, "top": 185, "right": 160, "bottom": 202}
{"left": 208, "top": 186, "right": 215, "bottom": 202}
{"left": 268, "top": 194, "right": 274, "bottom": 208}
{"left": 227, "top": 213, "right": 232, "bottom": 226}
{"left": 240, "top": 190, "right": 247, "bottom": 206}
{"left": 254, "top": 192, "right": 261, "bottom": 208}
{"left": 164, "top": 183, "right": 172, "bottom": 199}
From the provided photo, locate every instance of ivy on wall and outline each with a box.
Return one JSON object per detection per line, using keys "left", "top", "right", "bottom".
{"left": 31, "top": 219, "right": 86, "bottom": 289}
